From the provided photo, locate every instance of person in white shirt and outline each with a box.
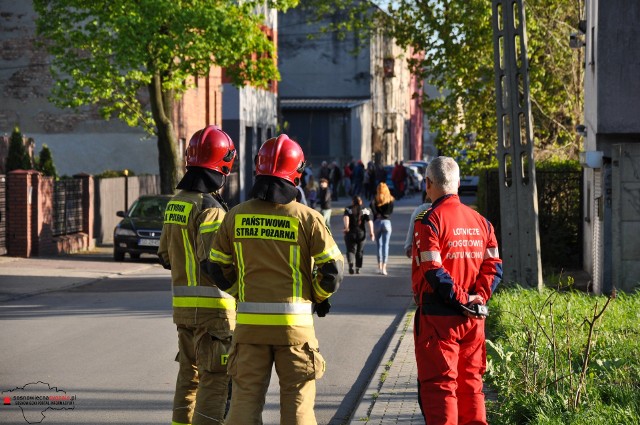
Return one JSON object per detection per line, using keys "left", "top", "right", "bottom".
{"left": 403, "top": 192, "right": 431, "bottom": 258}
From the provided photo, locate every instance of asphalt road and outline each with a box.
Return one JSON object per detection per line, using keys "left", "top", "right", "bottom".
{"left": 0, "top": 192, "right": 436, "bottom": 425}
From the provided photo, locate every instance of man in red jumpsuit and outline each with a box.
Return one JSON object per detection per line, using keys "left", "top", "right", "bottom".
{"left": 411, "top": 156, "right": 502, "bottom": 425}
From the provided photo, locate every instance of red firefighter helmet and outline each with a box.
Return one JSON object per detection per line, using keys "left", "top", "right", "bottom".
{"left": 185, "top": 125, "right": 236, "bottom": 175}
{"left": 255, "top": 134, "right": 305, "bottom": 186}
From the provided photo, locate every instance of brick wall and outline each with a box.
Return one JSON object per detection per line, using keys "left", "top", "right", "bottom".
{"left": 7, "top": 170, "right": 92, "bottom": 257}
{"left": 34, "top": 174, "right": 55, "bottom": 255}
{"left": 7, "top": 170, "right": 35, "bottom": 256}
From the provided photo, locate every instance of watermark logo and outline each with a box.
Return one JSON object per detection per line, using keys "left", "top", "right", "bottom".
{"left": 1, "top": 381, "right": 76, "bottom": 424}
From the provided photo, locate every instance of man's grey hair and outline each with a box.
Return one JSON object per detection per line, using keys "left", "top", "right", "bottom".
{"left": 427, "top": 157, "right": 460, "bottom": 194}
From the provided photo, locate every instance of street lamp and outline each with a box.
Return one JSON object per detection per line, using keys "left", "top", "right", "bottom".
{"left": 123, "top": 169, "right": 129, "bottom": 213}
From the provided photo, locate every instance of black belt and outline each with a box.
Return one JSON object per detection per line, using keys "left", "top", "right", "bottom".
{"left": 420, "top": 294, "right": 460, "bottom": 317}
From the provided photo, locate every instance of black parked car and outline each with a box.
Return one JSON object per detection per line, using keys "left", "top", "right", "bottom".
{"left": 113, "top": 195, "right": 171, "bottom": 261}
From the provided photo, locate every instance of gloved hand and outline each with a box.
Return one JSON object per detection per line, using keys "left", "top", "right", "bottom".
{"left": 158, "top": 256, "right": 171, "bottom": 270}
{"left": 313, "top": 299, "right": 331, "bottom": 317}
{"left": 200, "top": 260, "right": 217, "bottom": 280}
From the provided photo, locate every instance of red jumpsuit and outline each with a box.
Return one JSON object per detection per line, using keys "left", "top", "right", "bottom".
{"left": 411, "top": 194, "right": 502, "bottom": 425}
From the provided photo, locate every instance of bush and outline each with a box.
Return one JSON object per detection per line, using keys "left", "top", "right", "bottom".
{"left": 485, "top": 287, "right": 640, "bottom": 424}
{"left": 37, "top": 144, "right": 58, "bottom": 178}
{"left": 6, "top": 126, "right": 32, "bottom": 172}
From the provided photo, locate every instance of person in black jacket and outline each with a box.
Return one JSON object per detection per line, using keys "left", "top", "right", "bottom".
{"left": 342, "top": 196, "right": 374, "bottom": 274}
{"left": 318, "top": 177, "right": 332, "bottom": 229}
{"left": 329, "top": 161, "right": 342, "bottom": 201}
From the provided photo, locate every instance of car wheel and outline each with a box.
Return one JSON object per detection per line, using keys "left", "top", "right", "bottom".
{"left": 130, "top": 253, "right": 141, "bottom": 260}
{"left": 114, "top": 249, "right": 125, "bottom": 261}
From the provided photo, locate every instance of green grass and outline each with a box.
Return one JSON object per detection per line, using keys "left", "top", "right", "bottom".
{"left": 485, "top": 286, "right": 640, "bottom": 424}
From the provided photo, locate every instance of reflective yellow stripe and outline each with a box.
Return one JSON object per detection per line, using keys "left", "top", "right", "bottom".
{"left": 312, "top": 278, "right": 331, "bottom": 299}
{"left": 226, "top": 283, "right": 239, "bottom": 298}
{"left": 209, "top": 248, "right": 233, "bottom": 264}
{"left": 173, "top": 297, "right": 236, "bottom": 309}
{"left": 200, "top": 220, "right": 221, "bottom": 234}
{"left": 234, "top": 242, "right": 245, "bottom": 302}
{"left": 313, "top": 244, "right": 342, "bottom": 264}
{"left": 290, "top": 245, "right": 302, "bottom": 302}
{"left": 182, "top": 228, "right": 197, "bottom": 286}
{"left": 237, "top": 313, "right": 313, "bottom": 326}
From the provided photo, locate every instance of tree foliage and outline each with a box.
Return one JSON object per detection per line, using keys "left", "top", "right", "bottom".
{"left": 308, "top": 0, "right": 585, "bottom": 173}
{"left": 6, "top": 127, "right": 32, "bottom": 172}
{"left": 37, "top": 144, "right": 58, "bottom": 178}
{"left": 33, "top": 0, "right": 297, "bottom": 193}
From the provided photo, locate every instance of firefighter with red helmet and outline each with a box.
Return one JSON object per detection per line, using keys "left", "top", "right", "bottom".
{"left": 206, "top": 134, "right": 344, "bottom": 425}
{"left": 412, "top": 156, "right": 502, "bottom": 425}
{"left": 158, "top": 125, "right": 237, "bottom": 425}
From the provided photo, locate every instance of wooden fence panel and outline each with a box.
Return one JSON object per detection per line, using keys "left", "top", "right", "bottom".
{"left": 94, "top": 175, "right": 160, "bottom": 244}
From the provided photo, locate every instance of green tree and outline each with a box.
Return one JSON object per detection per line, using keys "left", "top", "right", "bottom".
{"left": 37, "top": 144, "right": 58, "bottom": 178}
{"left": 33, "top": 0, "right": 297, "bottom": 193}
{"left": 6, "top": 126, "right": 32, "bottom": 172}
{"left": 308, "top": 0, "right": 584, "bottom": 173}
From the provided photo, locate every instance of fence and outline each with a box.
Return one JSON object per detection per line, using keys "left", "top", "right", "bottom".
{"left": 52, "top": 179, "right": 84, "bottom": 236}
{"left": 94, "top": 175, "right": 160, "bottom": 245}
{"left": 0, "top": 175, "right": 5, "bottom": 255}
{"left": 478, "top": 168, "right": 583, "bottom": 271}
{"left": 5, "top": 171, "right": 160, "bottom": 257}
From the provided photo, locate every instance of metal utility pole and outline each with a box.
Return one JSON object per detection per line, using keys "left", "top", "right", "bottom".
{"left": 491, "top": 0, "right": 542, "bottom": 289}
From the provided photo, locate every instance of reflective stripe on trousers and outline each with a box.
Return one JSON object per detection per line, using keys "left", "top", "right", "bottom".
{"left": 236, "top": 302, "right": 313, "bottom": 326}
{"left": 173, "top": 285, "right": 236, "bottom": 309}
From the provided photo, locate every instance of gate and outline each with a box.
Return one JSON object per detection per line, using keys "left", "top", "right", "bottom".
{"left": 480, "top": 168, "right": 583, "bottom": 271}
{"left": 0, "top": 175, "right": 5, "bottom": 255}
{"left": 52, "top": 178, "right": 84, "bottom": 236}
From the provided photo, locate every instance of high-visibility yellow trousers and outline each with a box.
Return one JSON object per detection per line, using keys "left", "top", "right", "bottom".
{"left": 224, "top": 340, "right": 325, "bottom": 425}
{"left": 173, "top": 324, "right": 231, "bottom": 425}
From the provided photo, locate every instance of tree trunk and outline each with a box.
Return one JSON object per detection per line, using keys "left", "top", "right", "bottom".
{"left": 148, "top": 72, "right": 178, "bottom": 194}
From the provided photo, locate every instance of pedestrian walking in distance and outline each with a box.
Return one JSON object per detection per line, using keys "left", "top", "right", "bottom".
{"left": 206, "top": 135, "right": 344, "bottom": 425}
{"left": 343, "top": 195, "right": 374, "bottom": 274}
{"left": 370, "top": 182, "right": 395, "bottom": 275}
{"left": 404, "top": 191, "right": 431, "bottom": 259}
{"left": 158, "top": 125, "right": 237, "bottom": 425}
{"left": 412, "top": 156, "right": 502, "bottom": 425}
{"left": 317, "top": 177, "right": 332, "bottom": 229}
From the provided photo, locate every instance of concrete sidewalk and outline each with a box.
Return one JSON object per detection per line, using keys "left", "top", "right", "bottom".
{"left": 350, "top": 304, "right": 422, "bottom": 424}
{"left": 0, "top": 247, "right": 157, "bottom": 302}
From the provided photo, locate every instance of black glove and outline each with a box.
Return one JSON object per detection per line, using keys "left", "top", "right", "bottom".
{"left": 200, "top": 260, "right": 213, "bottom": 278}
{"left": 313, "top": 299, "right": 332, "bottom": 317}
{"left": 158, "top": 256, "right": 171, "bottom": 270}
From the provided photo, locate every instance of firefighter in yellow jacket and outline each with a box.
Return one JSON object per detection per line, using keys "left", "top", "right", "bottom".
{"left": 158, "top": 125, "right": 237, "bottom": 425}
{"left": 206, "top": 134, "right": 344, "bottom": 425}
